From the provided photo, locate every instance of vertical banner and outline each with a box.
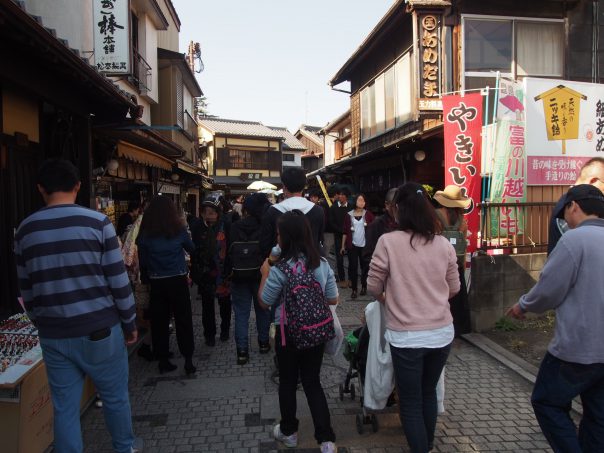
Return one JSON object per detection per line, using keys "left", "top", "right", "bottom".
{"left": 93, "top": 0, "right": 130, "bottom": 74}
{"left": 443, "top": 93, "right": 483, "bottom": 252}
{"left": 489, "top": 78, "right": 527, "bottom": 238}
{"left": 489, "top": 121, "right": 527, "bottom": 237}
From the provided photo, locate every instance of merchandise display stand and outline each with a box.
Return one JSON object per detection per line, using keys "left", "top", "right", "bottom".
{"left": 0, "top": 314, "right": 96, "bottom": 453}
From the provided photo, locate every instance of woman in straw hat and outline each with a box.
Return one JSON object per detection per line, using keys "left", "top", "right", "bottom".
{"left": 433, "top": 185, "right": 471, "bottom": 337}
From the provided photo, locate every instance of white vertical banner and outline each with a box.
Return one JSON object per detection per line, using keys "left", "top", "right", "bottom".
{"left": 93, "top": 0, "right": 130, "bottom": 74}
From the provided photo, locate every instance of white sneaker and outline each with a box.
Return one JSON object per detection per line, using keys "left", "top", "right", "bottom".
{"left": 321, "top": 441, "right": 337, "bottom": 453}
{"left": 273, "top": 424, "right": 298, "bottom": 448}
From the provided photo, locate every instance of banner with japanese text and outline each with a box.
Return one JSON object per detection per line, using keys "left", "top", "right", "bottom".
{"left": 525, "top": 77, "right": 604, "bottom": 185}
{"left": 443, "top": 93, "right": 483, "bottom": 252}
{"left": 489, "top": 120, "right": 527, "bottom": 237}
{"left": 93, "top": 0, "right": 130, "bottom": 74}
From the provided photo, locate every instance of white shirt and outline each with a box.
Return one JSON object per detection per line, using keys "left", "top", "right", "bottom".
{"left": 385, "top": 324, "right": 454, "bottom": 349}
{"left": 351, "top": 212, "right": 367, "bottom": 247}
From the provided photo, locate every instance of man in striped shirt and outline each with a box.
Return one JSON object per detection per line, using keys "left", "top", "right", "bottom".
{"left": 14, "top": 159, "right": 141, "bottom": 453}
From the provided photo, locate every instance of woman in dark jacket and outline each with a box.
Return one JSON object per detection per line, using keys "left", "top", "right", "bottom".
{"left": 229, "top": 193, "right": 272, "bottom": 365}
{"left": 137, "top": 195, "right": 196, "bottom": 375}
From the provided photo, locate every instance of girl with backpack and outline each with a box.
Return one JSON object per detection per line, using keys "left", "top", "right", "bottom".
{"left": 229, "top": 193, "right": 272, "bottom": 365}
{"left": 367, "top": 182, "right": 460, "bottom": 453}
{"left": 433, "top": 185, "right": 472, "bottom": 337}
{"left": 258, "top": 211, "right": 338, "bottom": 453}
{"left": 340, "top": 193, "right": 374, "bottom": 299}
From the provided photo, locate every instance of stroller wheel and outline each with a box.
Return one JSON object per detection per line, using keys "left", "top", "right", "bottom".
{"left": 355, "top": 414, "right": 364, "bottom": 434}
{"left": 371, "top": 414, "right": 379, "bottom": 433}
{"left": 339, "top": 383, "right": 344, "bottom": 401}
{"left": 350, "top": 383, "right": 356, "bottom": 400}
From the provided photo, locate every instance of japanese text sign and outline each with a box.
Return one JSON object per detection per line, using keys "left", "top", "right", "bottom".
{"left": 525, "top": 78, "right": 604, "bottom": 184}
{"left": 489, "top": 120, "right": 527, "bottom": 237}
{"left": 443, "top": 93, "right": 483, "bottom": 252}
{"left": 93, "top": 0, "right": 130, "bottom": 74}
{"left": 417, "top": 14, "right": 442, "bottom": 110}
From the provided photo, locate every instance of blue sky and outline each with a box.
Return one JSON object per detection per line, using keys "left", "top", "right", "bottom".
{"left": 172, "top": 0, "right": 393, "bottom": 132}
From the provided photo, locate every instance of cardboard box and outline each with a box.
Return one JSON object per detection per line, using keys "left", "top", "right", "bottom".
{"left": 0, "top": 364, "right": 96, "bottom": 453}
{"left": 0, "top": 362, "right": 53, "bottom": 453}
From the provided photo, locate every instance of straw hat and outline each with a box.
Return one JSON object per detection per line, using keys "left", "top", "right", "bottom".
{"left": 433, "top": 185, "right": 471, "bottom": 209}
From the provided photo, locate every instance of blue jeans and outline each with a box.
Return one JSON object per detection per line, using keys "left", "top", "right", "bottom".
{"left": 40, "top": 323, "right": 135, "bottom": 453}
{"left": 532, "top": 352, "right": 604, "bottom": 453}
{"left": 231, "top": 279, "right": 270, "bottom": 350}
{"left": 390, "top": 343, "right": 451, "bottom": 453}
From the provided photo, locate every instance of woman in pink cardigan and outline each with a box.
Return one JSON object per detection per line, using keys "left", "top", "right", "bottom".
{"left": 367, "top": 182, "right": 460, "bottom": 453}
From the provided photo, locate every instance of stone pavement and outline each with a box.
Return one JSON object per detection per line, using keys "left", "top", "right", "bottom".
{"left": 80, "top": 265, "right": 557, "bottom": 452}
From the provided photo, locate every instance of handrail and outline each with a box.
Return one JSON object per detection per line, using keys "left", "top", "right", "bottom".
{"left": 133, "top": 51, "right": 152, "bottom": 94}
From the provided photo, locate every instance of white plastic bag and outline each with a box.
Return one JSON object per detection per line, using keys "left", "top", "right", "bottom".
{"left": 325, "top": 305, "right": 344, "bottom": 356}
{"left": 437, "top": 367, "right": 446, "bottom": 414}
{"left": 363, "top": 301, "right": 395, "bottom": 410}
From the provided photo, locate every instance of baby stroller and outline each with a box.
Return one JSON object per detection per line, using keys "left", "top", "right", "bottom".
{"left": 339, "top": 324, "right": 379, "bottom": 433}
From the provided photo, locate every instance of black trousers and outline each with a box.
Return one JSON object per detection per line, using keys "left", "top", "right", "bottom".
{"left": 149, "top": 275, "right": 194, "bottom": 360}
{"left": 334, "top": 233, "right": 346, "bottom": 281}
{"left": 347, "top": 245, "right": 368, "bottom": 291}
{"left": 450, "top": 263, "right": 471, "bottom": 336}
{"left": 200, "top": 286, "right": 231, "bottom": 339}
{"left": 276, "top": 329, "right": 335, "bottom": 444}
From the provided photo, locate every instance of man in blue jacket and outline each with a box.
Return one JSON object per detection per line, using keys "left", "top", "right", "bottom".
{"left": 508, "top": 184, "right": 604, "bottom": 452}
{"left": 14, "top": 159, "right": 140, "bottom": 453}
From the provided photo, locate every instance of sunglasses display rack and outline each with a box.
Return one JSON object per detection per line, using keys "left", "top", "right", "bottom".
{"left": 0, "top": 314, "right": 41, "bottom": 378}
{"left": 0, "top": 313, "right": 38, "bottom": 336}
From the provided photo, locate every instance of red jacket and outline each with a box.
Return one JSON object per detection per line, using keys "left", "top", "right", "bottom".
{"left": 343, "top": 209, "right": 375, "bottom": 249}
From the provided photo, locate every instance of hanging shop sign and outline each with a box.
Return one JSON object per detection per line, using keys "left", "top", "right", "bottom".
{"left": 443, "top": 93, "right": 483, "bottom": 252}
{"left": 93, "top": 0, "right": 130, "bottom": 74}
{"left": 417, "top": 13, "right": 442, "bottom": 112}
{"left": 525, "top": 77, "right": 604, "bottom": 185}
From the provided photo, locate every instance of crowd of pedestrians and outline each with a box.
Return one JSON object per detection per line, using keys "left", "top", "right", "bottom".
{"left": 13, "top": 158, "right": 604, "bottom": 453}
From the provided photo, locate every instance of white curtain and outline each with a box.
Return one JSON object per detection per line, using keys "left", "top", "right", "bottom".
{"left": 516, "top": 22, "right": 564, "bottom": 76}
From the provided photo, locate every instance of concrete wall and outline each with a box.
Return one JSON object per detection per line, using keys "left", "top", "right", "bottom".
{"left": 469, "top": 253, "right": 547, "bottom": 331}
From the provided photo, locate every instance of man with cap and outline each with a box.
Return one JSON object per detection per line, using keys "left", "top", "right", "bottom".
{"left": 547, "top": 157, "right": 604, "bottom": 254}
{"left": 191, "top": 193, "right": 231, "bottom": 346}
{"left": 508, "top": 184, "right": 604, "bottom": 452}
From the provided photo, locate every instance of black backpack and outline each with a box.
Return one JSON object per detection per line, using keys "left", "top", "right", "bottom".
{"left": 229, "top": 227, "right": 263, "bottom": 280}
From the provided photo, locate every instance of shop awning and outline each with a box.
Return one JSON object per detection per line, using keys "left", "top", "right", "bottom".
{"left": 176, "top": 160, "right": 200, "bottom": 175}
{"left": 117, "top": 141, "right": 173, "bottom": 171}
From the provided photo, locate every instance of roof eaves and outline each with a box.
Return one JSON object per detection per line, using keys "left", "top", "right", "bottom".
{"left": 329, "top": 0, "right": 405, "bottom": 87}
{"left": 5, "top": 0, "right": 135, "bottom": 109}
{"left": 158, "top": 47, "right": 203, "bottom": 96}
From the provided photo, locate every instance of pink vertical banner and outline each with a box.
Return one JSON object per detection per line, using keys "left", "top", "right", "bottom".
{"left": 443, "top": 93, "right": 483, "bottom": 252}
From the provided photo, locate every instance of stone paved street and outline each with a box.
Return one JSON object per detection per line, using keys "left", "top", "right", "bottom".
{"left": 81, "top": 268, "right": 559, "bottom": 453}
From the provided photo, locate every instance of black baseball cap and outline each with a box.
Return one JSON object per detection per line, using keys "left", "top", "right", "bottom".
{"left": 556, "top": 184, "right": 604, "bottom": 218}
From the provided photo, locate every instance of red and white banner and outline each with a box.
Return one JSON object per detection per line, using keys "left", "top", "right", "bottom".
{"left": 443, "top": 93, "right": 483, "bottom": 252}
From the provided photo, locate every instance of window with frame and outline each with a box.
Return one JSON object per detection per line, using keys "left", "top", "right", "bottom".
{"left": 282, "top": 153, "right": 295, "bottom": 162}
{"left": 463, "top": 17, "right": 564, "bottom": 89}
{"left": 360, "top": 51, "right": 413, "bottom": 142}
{"left": 228, "top": 149, "right": 268, "bottom": 169}
{"left": 176, "top": 71, "right": 184, "bottom": 128}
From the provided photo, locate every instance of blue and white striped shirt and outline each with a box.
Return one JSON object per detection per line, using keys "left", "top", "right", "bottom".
{"left": 14, "top": 204, "right": 136, "bottom": 338}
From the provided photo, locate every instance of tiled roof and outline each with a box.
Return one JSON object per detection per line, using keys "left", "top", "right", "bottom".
{"left": 296, "top": 125, "right": 324, "bottom": 146}
{"left": 199, "top": 118, "right": 285, "bottom": 139}
{"left": 267, "top": 127, "right": 306, "bottom": 151}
